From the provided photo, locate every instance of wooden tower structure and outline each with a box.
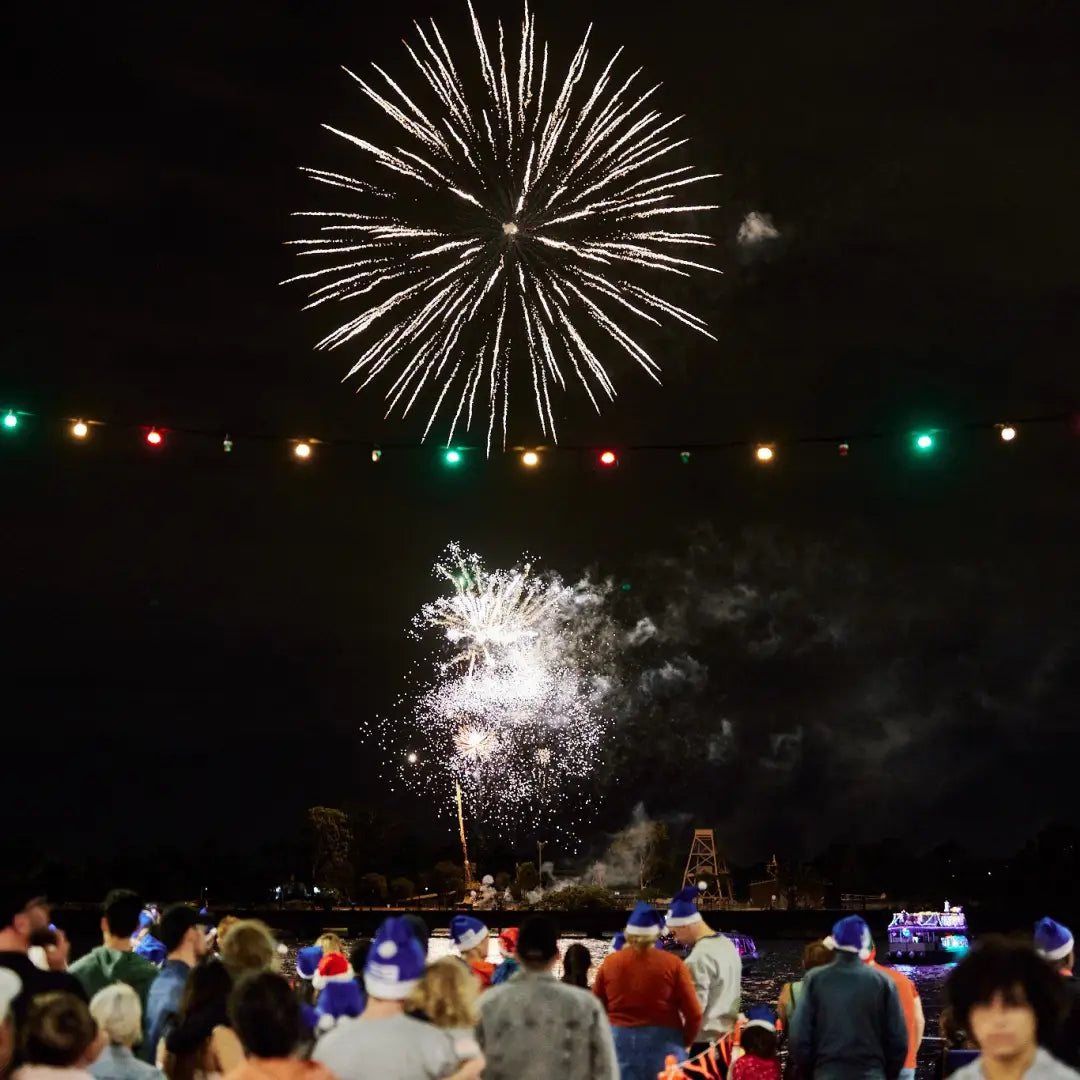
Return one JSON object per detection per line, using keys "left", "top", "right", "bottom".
{"left": 682, "top": 828, "right": 735, "bottom": 903}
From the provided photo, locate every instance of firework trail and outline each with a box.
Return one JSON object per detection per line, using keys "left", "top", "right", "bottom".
{"left": 375, "top": 544, "right": 612, "bottom": 845}
{"left": 286, "top": 2, "right": 720, "bottom": 449}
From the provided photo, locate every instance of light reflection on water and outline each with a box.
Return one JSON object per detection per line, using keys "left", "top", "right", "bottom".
{"left": 286, "top": 936, "right": 952, "bottom": 1080}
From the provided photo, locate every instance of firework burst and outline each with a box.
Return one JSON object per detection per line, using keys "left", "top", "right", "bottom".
{"left": 376, "top": 544, "right": 612, "bottom": 846}
{"left": 286, "top": 2, "right": 720, "bottom": 449}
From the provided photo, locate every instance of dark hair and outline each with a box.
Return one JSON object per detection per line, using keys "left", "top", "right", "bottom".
{"left": 517, "top": 916, "right": 558, "bottom": 967}
{"left": 178, "top": 959, "right": 234, "bottom": 1024}
{"left": 103, "top": 890, "right": 144, "bottom": 939}
{"left": 803, "top": 940, "right": 833, "bottom": 972}
{"left": 946, "top": 936, "right": 1066, "bottom": 1041}
{"left": 400, "top": 915, "right": 430, "bottom": 954}
{"left": 741, "top": 1024, "right": 779, "bottom": 1059}
{"left": 159, "top": 905, "right": 202, "bottom": 953}
{"left": 561, "top": 943, "right": 591, "bottom": 988}
{"left": 229, "top": 973, "right": 300, "bottom": 1059}
{"left": 349, "top": 938, "right": 372, "bottom": 980}
{"left": 22, "top": 993, "right": 98, "bottom": 1067}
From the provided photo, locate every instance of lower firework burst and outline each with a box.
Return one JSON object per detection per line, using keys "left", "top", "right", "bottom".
{"left": 286, "top": 1, "right": 720, "bottom": 449}
{"left": 371, "top": 545, "right": 611, "bottom": 848}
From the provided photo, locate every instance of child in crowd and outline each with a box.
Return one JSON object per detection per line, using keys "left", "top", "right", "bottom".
{"left": 405, "top": 959, "right": 482, "bottom": 1067}
{"left": 730, "top": 1007, "right": 781, "bottom": 1080}
{"left": 490, "top": 930, "right": 519, "bottom": 986}
{"left": 14, "top": 992, "right": 106, "bottom": 1080}
{"left": 561, "top": 944, "right": 591, "bottom": 989}
{"left": 313, "top": 936, "right": 345, "bottom": 963}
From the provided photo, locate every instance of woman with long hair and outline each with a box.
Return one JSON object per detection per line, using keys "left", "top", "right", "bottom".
{"left": 593, "top": 904, "right": 703, "bottom": 1080}
{"left": 162, "top": 964, "right": 239, "bottom": 1080}
{"left": 561, "top": 944, "right": 592, "bottom": 989}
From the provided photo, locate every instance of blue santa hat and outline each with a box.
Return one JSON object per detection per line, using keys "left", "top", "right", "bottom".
{"left": 134, "top": 933, "right": 167, "bottom": 966}
{"left": 137, "top": 910, "right": 155, "bottom": 932}
{"left": 296, "top": 945, "right": 323, "bottom": 981}
{"left": 315, "top": 979, "right": 365, "bottom": 1032}
{"left": 611, "top": 932, "right": 626, "bottom": 953}
{"left": 1035, "top": 917, "right": 1075, "bottom": 962}
{"left": 450, "top": 915, "right": 489, "bottom": 954}
{"left": 744, "top": 1005, "right": 778, "bottom": 1032}
{"left": 364, "top": 917, "right": 426, "bottom": 1001}
{"left": 666, "top": 886, "right": 704, "bottom": 928}
{"left": 824, "top": 915, "right": 872, "bottom": 960}
{"left": 625, "top": 901, "right": 664, "bottom": 939}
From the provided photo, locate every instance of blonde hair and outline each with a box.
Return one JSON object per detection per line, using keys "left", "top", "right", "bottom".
{"left": 405, "top": 959, "right": 478, "bottom": 1029}
{"left": 221, "top": 920, "right": 278, "bottom": 977}
{"left": 216, "top": 916, "right": 239, "bottom": 944}
{"left": 315, "top": 933, "right": 345, "bottom": 958}
{"left": 626, "top": 933, "right": 658, "bottom": 954}
{"left": 89, "top": 983, "right": 143, "bottom": 1048}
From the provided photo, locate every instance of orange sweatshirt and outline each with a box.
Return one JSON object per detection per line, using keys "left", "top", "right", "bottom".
{"left": 593, "top": 946, "right": 703, "bottom": 1047}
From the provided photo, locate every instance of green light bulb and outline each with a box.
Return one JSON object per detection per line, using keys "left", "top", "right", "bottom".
{"left": 2, "top": 412, "right": 17, "bottom": 430}
{"left": 915, "top": 433, "right": 933, "bottom": 451}
{"left": 444, "top": 449, "right": 462, "bottom": 465}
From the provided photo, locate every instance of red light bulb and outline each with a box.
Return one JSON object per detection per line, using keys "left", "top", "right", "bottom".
{"left": 599, "top": 450, "right": 617, "bottom": 467}
{"left": 146, "top": 429, "right": 163, "bottom": 446}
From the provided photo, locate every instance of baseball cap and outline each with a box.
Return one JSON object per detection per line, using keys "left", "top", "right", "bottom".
{"left": 516, "top": 916, "right": 558, "bottom": 964}
{"left": 157, "top": 905, "right": 213, "bottom": 952}
{"left": 0, "top": 969, "right": 21, "bottom": 1021}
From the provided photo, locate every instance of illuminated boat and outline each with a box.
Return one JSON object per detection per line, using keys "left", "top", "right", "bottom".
{"left": 887, "top": 903, "right": 969, "bottom": 964}
{"left": 659, "top": 929, "right": 759, "bottom": 967}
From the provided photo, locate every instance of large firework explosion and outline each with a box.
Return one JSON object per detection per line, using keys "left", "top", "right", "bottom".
{"left": 287, "top": 2, "right": 719, "bottom": 448}
{"left": 374, "top": 545, "right": 612, "bottom": 846}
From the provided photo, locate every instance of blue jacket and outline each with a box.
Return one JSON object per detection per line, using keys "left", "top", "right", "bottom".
{"left": 790, "top": 952, "right": 908, "bottom": 1080}
{"left": 144, "top": 959, "right": 190, "bottom": 1059}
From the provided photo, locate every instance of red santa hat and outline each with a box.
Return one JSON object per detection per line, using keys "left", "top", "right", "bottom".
{"left": 312, "top": 951, "right": 355, "bottom": 991}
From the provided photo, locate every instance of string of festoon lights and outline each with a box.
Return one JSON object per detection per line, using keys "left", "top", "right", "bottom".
{"left": 0, "top": 405, "right": 1072, "bottom": 469}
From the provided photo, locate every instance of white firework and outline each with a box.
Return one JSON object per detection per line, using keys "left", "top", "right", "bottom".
{"left": 286, "top": 2, "right": 720, "bottom": 449}
{"left": 415, "top": 542, "right": 571, "bottom": 671}
{"left": 391, "top": 545, "right": 612, "bottom": 844}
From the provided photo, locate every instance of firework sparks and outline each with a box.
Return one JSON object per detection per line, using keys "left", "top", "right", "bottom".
{"left": 286, "top": 2, "right": 720, "bottom": 449}
{"left": 381, "top": 544, "right": 611, "bottom": 845}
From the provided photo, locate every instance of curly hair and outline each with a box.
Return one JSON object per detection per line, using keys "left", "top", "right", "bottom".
{"left": 945, "top": 936, "right": 1066, "bottom": 1041}
{"left": 405, "top": 958, "right": 478, "bottom": 1029}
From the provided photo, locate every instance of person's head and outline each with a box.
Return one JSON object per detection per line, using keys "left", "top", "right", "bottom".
{"left": 314, "top": 933, "right": 344, "bottom": 959}
{"left": 404, "top": 958, "right": 478, "bottom": 1029}
{"left": 741, "top": 1014, "right": 779, "bottom": 1060}
{"left": 363, "top": 918, "right": 426, "bottom": 1004}
{"left": 561, "top": 943, "right": 591, "bottom": 987}
{"left": 215, "top": 916, "right": 239, "bottom": 950}
{"left": 946, "top": 936, "right": 1066, "bottom": 1063}
{"left": 666, "top": 887, "right": 707, "bottom": 947}
{"left": 178, "top": 959, "right": 234, "bottom": 1023}
{"left": 824, "top": 916, "right": 873, "bottom": 961}
{"left": 21, "top": 993, "right": 102, "bottom": 1068}
{"left": 158, "top": 905, "right": 212, "bottom": 964}
{"left": 449, "top": 916, "right": 489, "bottom": 964}
{"left": 1034, "top": 917, "right": 1075, "bottom": 973}
{"left": 101, "top": 890, "right": 144, "bottom": 945}
{"left": 624, "top": 902, "right": 664, "bottom": 953}
{"left": 497, "top": 928, "right": 518, "bottom": 962}
{"left": 0, "top": 886, "right": 51, "bottom": 952}
{"left": 348, "top": 938, "right": 372, "bottom": 980}
{"left": 802, "top": 939, "right": 833, "bottom": 973}
{"left": 229, "top": 973, "right": 301, "bottom": 1060}
{"left": 221, "top": 920, "right": 278, "bottom": 979}
{"left": 0, "top": 969, "right": 22, "bottom": 1075}
{"left": 89, "top": 983, "right": 143, "bottom": 1050}
{"left": 400, "top": 915, "right": 430, "bottom": 956}
{"left": 516, "top": 916, "right": 559, "bottom": 972}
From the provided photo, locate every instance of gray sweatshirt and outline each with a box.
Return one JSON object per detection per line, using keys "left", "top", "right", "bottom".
{"left": 685, "top": 933, "right": 742, "bottom": 1043}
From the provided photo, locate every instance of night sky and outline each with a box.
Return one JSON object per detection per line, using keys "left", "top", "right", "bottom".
{"left": 5, "top": 0, "right": 1080, "bottom": 875}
